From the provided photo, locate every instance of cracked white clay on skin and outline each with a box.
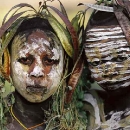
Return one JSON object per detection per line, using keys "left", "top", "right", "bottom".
{"left": 10, "top": 29, "right": 64, "bottom": 103}
{"left": 85, "top": 26, "right": 130, "bottom": 91}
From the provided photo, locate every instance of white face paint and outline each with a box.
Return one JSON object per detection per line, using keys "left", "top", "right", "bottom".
{"left": 85, "top": 25, "right": 130, "bottom": 91}
{"left": 11, "top": 30, "right": 64, "bottom": 103}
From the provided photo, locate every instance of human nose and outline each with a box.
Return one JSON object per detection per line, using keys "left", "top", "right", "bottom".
{"left": 102, "top": 63, "right": 115, "bottom": 78}
{"left": 30, "top": 65, "right": 44, "bottom": 78}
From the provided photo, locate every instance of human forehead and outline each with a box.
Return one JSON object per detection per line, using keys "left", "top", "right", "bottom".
{"left": 85, "top": 25, "right": 130, "bottom": 61}
{"left": 19, "top": 40, "right": 53, "bottom": 58}
{"left": 12, "top": 29, "right": 61, "bottom": 57}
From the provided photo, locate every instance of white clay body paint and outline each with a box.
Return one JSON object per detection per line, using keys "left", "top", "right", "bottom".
{"left": 85, "top": 25, "right": 130, "bottom": 90}
{"left": 11, "top": 30, "right": 64, "bottom": 103}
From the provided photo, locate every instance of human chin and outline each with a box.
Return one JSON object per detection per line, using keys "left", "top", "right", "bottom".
{"left": 12, "top": 83, "right": 48, "bottom": 103}
{"left": 12, "top": 76, "right": 59, "bottom": 103}
{"left": 91, "top": 66, "right": 130, "bottom": 91}
{"left": 18, "top": 84, "right": 58, "bottom": 103}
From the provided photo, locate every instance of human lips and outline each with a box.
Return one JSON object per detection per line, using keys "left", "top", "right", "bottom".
{"left": 26, "top": 85, "right": 48, "bottom": 93}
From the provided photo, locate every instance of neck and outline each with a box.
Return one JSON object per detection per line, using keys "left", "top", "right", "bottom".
{"left": 12, "top": 91, "right": 52, "bottom": 128}
{"left": 102, "top": 87, "right": 130, "bottom": 114}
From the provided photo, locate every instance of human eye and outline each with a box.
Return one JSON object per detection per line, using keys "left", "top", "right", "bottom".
{"left": 89, "top": 58, "right": 101, "bottom": 66}
{"left": 43, "top": 57, "right": 59, "bottom": 66}
{"left": 90, "top": 61, "right": 101, "bottom": 66}
{"left": 18, "top": 56, "right": 34, "bottom": 65}
{"left": 112, "top": 56, "right": 127, "bottom": 62}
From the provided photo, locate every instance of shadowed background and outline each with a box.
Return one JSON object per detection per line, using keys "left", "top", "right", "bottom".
{"left": 0, "top": 0, "right": 95, "bottom": 26}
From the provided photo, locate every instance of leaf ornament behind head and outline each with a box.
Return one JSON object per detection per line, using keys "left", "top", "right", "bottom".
{"left": 113, "top": 0, "right": 130, "bottom": 46}
{"left": 45, "top": 2, "right": 86, "bottom": 103}
{"left": 46, "top": 5, "right": 79, "bottom": 62}
{"left": 115, "top": 0, "right": 130, "bottom": 17}
{"left": 0, "top": 0, "right": 81, "bottom": 80}
{"left": 0, "top": 0, "right": 86, "bottom": 105}
{"left": 0, "top": 3, "right": 38, "bottom": 80}
{"left": 78, "top": 3, "right": 114, "bottom": 12}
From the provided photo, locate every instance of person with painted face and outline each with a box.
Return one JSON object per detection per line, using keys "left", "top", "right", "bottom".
{"left": 84, "top": 0, "right": 130, "bottom": 129}
{"left": 0, "top": 1, "right": 88, "bottom": 129}
{"left": 10, "top": 18, "right": 64, "bottom": 103}
{"left": 5, "top": 17, "right": 64, "bottom": 130}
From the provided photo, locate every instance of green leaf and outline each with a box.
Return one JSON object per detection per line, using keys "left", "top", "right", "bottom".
{"left": 47, "top": 5, "right": 79, "bottom": 62}
{"left": 71, "top": 15, "right": 80, "bottom": 33}
{"left": 47, "top": 15, "right": 73, "bottom": 57}
{"left": 11, "top": 95, "right": 15, "bottom": 105}
{"left": 76, "top": 101, "right": 83, "bottom": 108}
{"left": 0, "top": 18, "right": 24, "bottom": 65}
{"left": 1, "top": 88, "right": 5, "bottom": 93}
{"left": 58, "top": 0, "right": 68, "bottom": 19}
{"left": 78, "top": 91, "right": 84, "bottom": 100}
{"left": 0, "top": 11, "right": 27, "bottom": 38}
{"left": 2, "top": 80, "right": 15, "bottom": 98}
{"left": 2, "top": 3, "right": 37, "bottom": 25}
{"left": 64, "top": 110, "right": 73, "bottom": 123}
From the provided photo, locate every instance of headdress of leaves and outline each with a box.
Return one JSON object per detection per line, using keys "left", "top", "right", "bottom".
{"left": 0, "top": 4, "right": 37, "bottom": 129}
{"left": 0, "top": 0, "right": 85, "bottom": 103}
{"left": 78, "top": 0, "right": 130, "bottom": 45}
{"left": 0, "top": 1, "right": 87, "bottom": 129}
{"left": 38, "top": 0, "right": 86, "bottom": 104}
{"left": 78, "top": 0, "right": 130, "bottom": 14}
{"left": 0, "top": 3, "right": 37, "bottom": 80}
{"left": 44, "top": 2, "right": 85, "bottom": 103}
{"left": 77, "top": 0, "right": 130, "bottom": 129}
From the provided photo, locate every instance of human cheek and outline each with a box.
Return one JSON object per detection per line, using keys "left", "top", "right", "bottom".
{"left": 89, "top": 65, "right": 102, "bottom": 82}
{"left": 13, "top": 62, "right": 30, "bottom": 84}
{"left": 39, "top": 67, "right": 53, "bottom": 87}
{"left": 90, "top": 63, "right": 115, "bottom": 80}
{"left": 47, "top": 65, "right": 62, "bottom": 87}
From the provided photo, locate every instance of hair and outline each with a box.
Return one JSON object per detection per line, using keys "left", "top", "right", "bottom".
{"left": 8, "top": 17, "right": 57, "bottom": 52}
{"left": 86, "top": 11, "right": 119, "bottom": 30}
{"left": 15, "top": 17, "right": 55, "bottom": 34}
{"left": 85, "top": 10, "right": 120, "bottom": 76}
